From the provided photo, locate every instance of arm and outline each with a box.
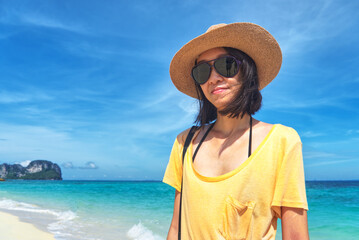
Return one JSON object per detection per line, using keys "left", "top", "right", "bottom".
{"left": 167, "top": 190, "right": 181, "bottom": 240}
{"left": 281, "top": 206, "right": 309, "bottom": 240}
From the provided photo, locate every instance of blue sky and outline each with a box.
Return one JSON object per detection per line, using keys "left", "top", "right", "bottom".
{"left": 0, "top": 0, "right": 358, "bottom": 180}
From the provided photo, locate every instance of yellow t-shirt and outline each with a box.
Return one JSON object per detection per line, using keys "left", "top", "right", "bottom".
{"left": 163, "top": 124, "right": 308, "bottom": 240}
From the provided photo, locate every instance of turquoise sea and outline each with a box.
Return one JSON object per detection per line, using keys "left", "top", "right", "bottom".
{"left": 0, "top": 180, "right": 358, "bottom": 240}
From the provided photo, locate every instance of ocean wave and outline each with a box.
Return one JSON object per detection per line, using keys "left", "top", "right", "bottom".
{"left": 0, "top": 198, "right": 78, "bottom": 239}
{"left": 0, "top": 198, "right": 77, "bottom": 220}
{"left": 127, "top": 222, "right": 164, "bottom": 240}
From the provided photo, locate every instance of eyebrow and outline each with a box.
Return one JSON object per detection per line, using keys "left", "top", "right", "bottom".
{"left": 196, "top": 54, "right": 229, "bottom": 65}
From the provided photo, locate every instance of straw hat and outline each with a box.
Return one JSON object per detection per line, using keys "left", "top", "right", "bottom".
{"left": 170, "top": 22, "right": 282, "bottom": 99}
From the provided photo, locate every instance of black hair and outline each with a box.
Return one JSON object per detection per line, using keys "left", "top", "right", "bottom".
{"left": 194, "top": 47, "right": 262, "bottom": 126}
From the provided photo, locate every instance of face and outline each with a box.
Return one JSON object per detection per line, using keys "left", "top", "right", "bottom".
{"left": 196, "top": 47, "right": 242, "bottom": 110}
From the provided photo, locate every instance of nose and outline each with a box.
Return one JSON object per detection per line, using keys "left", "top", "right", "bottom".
{"left": 207, "top": 65, "right": 224, "bottom": 85}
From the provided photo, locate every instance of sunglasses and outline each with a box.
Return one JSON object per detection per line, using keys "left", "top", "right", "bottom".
{"left": 191, "top": 56, "right": 241, "bottom": 85}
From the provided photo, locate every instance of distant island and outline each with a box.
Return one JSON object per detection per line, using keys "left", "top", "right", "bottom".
{"left": 0, "top": 160, "right": 62, "bottom": 180}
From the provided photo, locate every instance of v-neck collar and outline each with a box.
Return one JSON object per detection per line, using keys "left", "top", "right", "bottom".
{"left": 188, "top": 124, "right": 278, "bottom": 182}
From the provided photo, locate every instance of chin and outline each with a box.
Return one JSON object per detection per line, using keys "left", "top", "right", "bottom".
{"left": 214, "top": 101, "right": 230, "bottom": 111}
{"left": 212, "top": 96, "right": 234, "bottom": 110}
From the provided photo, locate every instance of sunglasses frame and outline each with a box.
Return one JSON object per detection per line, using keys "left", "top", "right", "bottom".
{"left": 191, "top": 55, "right": 242, "bottom": 85}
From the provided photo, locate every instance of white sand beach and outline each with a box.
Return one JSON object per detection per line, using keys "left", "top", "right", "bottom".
{"left": 0, "top": 211, "right": 55, "bottom": 240}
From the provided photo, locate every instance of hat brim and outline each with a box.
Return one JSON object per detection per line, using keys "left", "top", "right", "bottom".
{"left": 170, "top": 22, "right": 282, "bottom": 99}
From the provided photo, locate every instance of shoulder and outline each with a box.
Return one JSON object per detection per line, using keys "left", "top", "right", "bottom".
{"left": 254, "top": 120, "right": 300, "bottom": 140}
{"left": 176, "top": 126, "right": 199, "bottom": 146}
{"left": 274, "top": 124, "right": 302, "bottom": 147}
{"left": 275, "top": 124, "right": 301, "bottom": 139}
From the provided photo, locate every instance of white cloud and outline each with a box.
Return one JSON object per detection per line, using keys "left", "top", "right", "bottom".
{"left": 0, "top": 91, "right": 30, "bottom": 103}
{"left": 178, "top": 98, "right": 198, "bottom": 115}
{"left": 301, "top": 131, "right": 325, "bottom": 138}
{"left": 0, "top": 90, "right": 53, "bottom": 104}
{"left": 15, "top": 160, "right": 31, "bottom": 167}
{"left": 79, "top": 162, "right": 98, "bottom": 169}
{"left": 306, "top": 159, "right": 357, "bottom": 167}
{"left": 303, "top": 151, "right": 338, "bottom": 159}
{"left": 21, "top": 14, "right": 86, "bottom": 33}
{"left": 62, "top": 162, "right": 74, "bottom": 169}
{"left": 21, "top": 160, "right": 31, "bottom": 167}
{"left": 0, "top": 8, "right": 87, "bottom": 34}
{"left": 276, "top": 0, "right": 358, "bottom": 55}
{"left": 264, "top": 95, "right": 338, "bottom": 110}
{"left": 346, "top": 129, "right": 359, "bottom": 135}
{"left": 0, "top": 123, "right": 103, "bottom": 164}
{"left": 141, "top": 90, "right": 177, "bottom": 109}
{"left": 62, "top": 161, "right": 98, "bottom": 170}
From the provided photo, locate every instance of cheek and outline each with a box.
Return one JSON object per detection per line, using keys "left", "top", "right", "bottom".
{"left": 199, "top": 84, "right": 210, "bottom": 97}
{"left": 231, "top": 74, "right": 242, "bottom": 85}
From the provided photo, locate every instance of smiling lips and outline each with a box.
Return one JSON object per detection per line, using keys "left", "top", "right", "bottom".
{"left": 211, "top": 86, "right": 228, "bottom": 94}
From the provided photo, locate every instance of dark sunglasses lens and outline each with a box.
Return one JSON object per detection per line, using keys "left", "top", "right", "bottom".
{"left": 192, "top": 63, "right": 211, "bottom": 84}
{"left": 214, "top": 57, "right": 238, "bottom": 77}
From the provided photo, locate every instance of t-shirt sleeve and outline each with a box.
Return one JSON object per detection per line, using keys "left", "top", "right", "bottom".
{"left": 162, "top": 137, "right": 183, "bottom": 192}
{"left": 271, "top": 128, "right": 308, "bottom": 218}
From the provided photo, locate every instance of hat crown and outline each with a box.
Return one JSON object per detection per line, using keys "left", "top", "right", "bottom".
{"left": 206, "top": 23, "right": 227, "bottom": 33}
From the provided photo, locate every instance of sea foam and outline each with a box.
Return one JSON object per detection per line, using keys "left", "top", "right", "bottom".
{"left": 0, "top": 198, "right": 76, "bottom": 219}
{"left": 127, "top": 222, "right": 164, "bottom": 240}
{"left": 0, "top": 198, "right": 78, "bottom": 239}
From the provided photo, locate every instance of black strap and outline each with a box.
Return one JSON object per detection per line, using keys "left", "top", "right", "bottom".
{"left": 178, "top": 126, "right": 198, "bottom": 240}
{"left": 182, "top": 126, "right": 199, "bottom": 163}
{"left": 192, "top": 123, "right": 215, "bottom": 161}
{"left": 249, "top": 115, "right": 252, "bottom": 157}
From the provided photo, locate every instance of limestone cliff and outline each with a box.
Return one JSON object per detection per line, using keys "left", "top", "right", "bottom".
{"left": 0, "top": 160, "right": 62, "bottom": 180}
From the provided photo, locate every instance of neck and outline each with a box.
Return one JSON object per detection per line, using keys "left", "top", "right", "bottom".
{"left": 213, "top": 112, "right": 252, "bottom": 136}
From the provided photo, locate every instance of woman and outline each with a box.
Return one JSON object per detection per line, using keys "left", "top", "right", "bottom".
{"left": 163, "top": 23, "right": 309, "bottom": 240}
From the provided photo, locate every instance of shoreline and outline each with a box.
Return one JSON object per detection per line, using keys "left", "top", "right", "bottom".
{"left": 0, "top": 210, "right": 55, "bottom": 240}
